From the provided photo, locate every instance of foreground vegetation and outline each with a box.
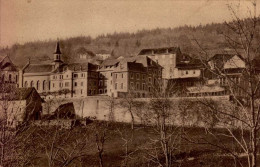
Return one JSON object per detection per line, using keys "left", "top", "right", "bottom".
{"left": 8, "top": 121, "right": 255, "bottom": 167}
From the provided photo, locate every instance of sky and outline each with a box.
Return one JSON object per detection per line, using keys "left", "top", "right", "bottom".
{"left": 0, "top": 0, "right": 258, "bottom": 47}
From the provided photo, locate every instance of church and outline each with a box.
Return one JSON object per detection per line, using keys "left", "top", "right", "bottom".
{"left": 19, "top": 41, "right": 99, "bottom": 99}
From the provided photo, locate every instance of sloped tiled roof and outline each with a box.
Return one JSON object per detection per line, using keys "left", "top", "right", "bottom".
{"left": 127, "top": 62, "right": 146, "bottom": 72}
{"left": 0, "top": 87, "right": 41, "bottom": 101}
{"left": 100, "top": 59, "right": 120, "bottom": 67}
{"left": 53, "top": 63, "right": 98, "bottom": 73}
{"left": 0, "top": 56, "right": 17, "bottom": 71}
{"left": 209, "top": 54, "right": 235, "bottom": 62}
{"left": 24, "top": 64, "right": 53, "bottom": 73}
{"left": 176, "top": 58, "right": 204, "bottom": 69}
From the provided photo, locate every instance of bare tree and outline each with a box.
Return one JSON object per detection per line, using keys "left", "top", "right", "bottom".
{"left": 190, "top": 2, "right": 260, "bottom": 167}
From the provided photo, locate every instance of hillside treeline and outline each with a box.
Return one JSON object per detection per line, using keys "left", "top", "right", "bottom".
{"left": 1, "top": 21, "right": 259, "bottom": 68}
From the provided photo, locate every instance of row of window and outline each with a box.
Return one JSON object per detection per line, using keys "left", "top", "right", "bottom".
{"left": 52, "top": 73, "right": 87, "bottom": 80}
{"left": 180, "top": 70, "right": 197, "bottom": 75}
{"left": 1, "top": 74, "right": 18, "bottom": 83}
{"left": 114, "top": 82, "right": 151, "bottom": 91}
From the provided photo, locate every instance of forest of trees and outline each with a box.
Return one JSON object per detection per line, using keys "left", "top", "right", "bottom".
{"left": 1, "top": 18, "right": 260, "bottom": 68}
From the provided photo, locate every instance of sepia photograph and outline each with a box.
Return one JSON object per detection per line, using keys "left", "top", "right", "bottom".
{"left": 0, "top": 0, "right": 260, "bottom": 166}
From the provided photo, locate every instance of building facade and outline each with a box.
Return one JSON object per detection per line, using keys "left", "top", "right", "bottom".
{"left": 19, "top": 41, "right": 99, "bottom": 99}
{"left": 0, "top": 87, "right": 42, "bottom": 127}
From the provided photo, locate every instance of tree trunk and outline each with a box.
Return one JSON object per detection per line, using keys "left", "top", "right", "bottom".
{"left": 251, "top": 128, "right": 257, "bottom": 167}
{"left": 99, "top": 152, "right": 103, "bottom": 167}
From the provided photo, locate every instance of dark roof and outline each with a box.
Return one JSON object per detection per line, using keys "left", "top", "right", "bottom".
{"left": 127, "top": 62, "right": 146, "bottom": 72}
{"left": 53, "top": 63, "right": 98, "bottom": 73}
{"left": 0, "top": 87, "right": 42, "bottom": 101}
{"left": 54, "top": 41, "right": 62, "bottom": 54}
{"left": 100, "top": 59, "right": 120, "bottom": 67}
{"left": 209, "top": 54, "right": 243, "bottom": 62}
{"left": 0, "top": 56, "right": 17, "bottom": 71}
{"left": 24, "top": 64, "right": 53, "bottom": 73}
{"left": 138, "top": 47, "right": 181, "bottom": 55}
{"left": 176, "top": 58, "right": 204, "bottom": 69}
{"left": 14, "top": 88, "right": 35, "bottom": 100}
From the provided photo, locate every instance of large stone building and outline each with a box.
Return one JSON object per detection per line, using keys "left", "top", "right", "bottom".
{"left": 138, "top": 47, "right": 204, "bottom": 95}
{"left": 19, "top": 41, "right": 99, "bottom": 99}
{"left": 98, "top": 55, "right": 162, "bottom": 97}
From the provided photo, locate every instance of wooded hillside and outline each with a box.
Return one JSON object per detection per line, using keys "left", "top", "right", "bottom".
{"left": 1, "top": 20, "right": 259, "bottom": 68}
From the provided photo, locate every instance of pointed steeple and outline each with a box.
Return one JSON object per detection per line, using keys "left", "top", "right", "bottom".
{"left": 54, "top": 40, "right": 62, "bottom": 54}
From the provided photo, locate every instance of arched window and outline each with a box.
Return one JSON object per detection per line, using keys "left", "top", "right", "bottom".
{"left": 9, "top": 74, "right": 12, "bottom": 82}
{"left": 49, "top": 81, "right": 51, "bottom": 90}
{"left": 30, "top": 81, "right": 34, "bottom": 87}
{"left": 43, "top": 80, "right": 46, "bottom": 90}
{"left": 24, "top": 81, "right": 28, "bottom": 88}
{"left": 36, "top": 81, "right": 40, "bottom": 90}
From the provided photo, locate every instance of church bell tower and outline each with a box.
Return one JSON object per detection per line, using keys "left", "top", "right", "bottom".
{"left": 53, "top": 40, "right": 63, "bottom": 69}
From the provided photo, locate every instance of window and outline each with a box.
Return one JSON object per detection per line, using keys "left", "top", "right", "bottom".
{"left": 115, "top": 74, "right": 117, "bottom": 79}
{"left": 75, "top": 82, "right": 77, "bottom": 87}
{"left": 186, "top": 71, "right": 188, "bottom": 74}
{"left": 9, "top": 74, "right": 12, "bottom": 82}
{"left": 60, "top": 75, "right": 63, "bottom": 79}
{"left": 24, "top": 81, "right": 28, "bottom": 88}
{"left": 65, "top": 82, "right": 69, "bottom": 87}
{"left": 121, "top": 83, "right": 123, "bottom": 89}
{"left": 130, "top": 82, "right": 134, "bottom": 90}
{"left": 53, "top": 83, "right": 55, "bottom": 88}
{"left": 74, "top": 74, "right": 78, "bottom": 78}
{"left": 99, "top": 80, "right": 103, "bottom": 86}
{"left": 53, "top": 76, "right": 55, "bottom": 79}
{"left": 142, "top": 83, "right": 145, "bottom": 90}
{"left": 122, "top": 73, "right": 123, "bottom": 78}
{"left": 99, "top": 89, "right": 103, "bottom": 94}
{"left": 104, "top": 80, "right": 107, "bottom": 86}
{"left": 136, "top": 73, "right": 140, "bottom": 80}
{"left": 115, "top": 83, "right": 117, "bottom": 90}
{"left": 81, "top": 89, "right": 83, "bottom": 94}
{"left": 81, "top": 73, "right": 84, "bottom": 77}
{"left": 143, "top": 74, "right": 145, "bottom": 80}
{"left": 131, "top": 73, "right": 134, "bottom": 79}
{"left": 43, "top": 81, "right": 46, "bottom": 90}
{"left": 99, "top": 73, "right": 103, "bottom": 78}
{"left": 81, "top": 82, "right": 84, "bottom": 86}
{"left": 36, "top": 81, "right": 40, "bottom": 90}
{"left": 148, "top": 77, "right": 152, "bottom": 83}
{"left": 31, "top": 81, "right": 34, "bottom": 87}
{"left": 148, "top": 86, "right": 151, "bottom": 92}
{"left": 66, "top": 75, "right": 69, "bottom": 78}
{"left": 136, "top": 83, "right": 139, "bottom": 90}
{"left": 193, "top": 70, "right": 196, "bottom": 74}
